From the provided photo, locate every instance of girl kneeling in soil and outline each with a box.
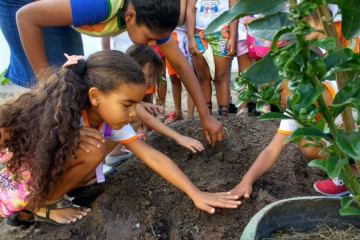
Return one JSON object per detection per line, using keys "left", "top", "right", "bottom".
{"left": 0, "top": 50, "right": 241, "bottom": 226}
{"left": 231, "top": 79, "right": 358, "bottom": 199}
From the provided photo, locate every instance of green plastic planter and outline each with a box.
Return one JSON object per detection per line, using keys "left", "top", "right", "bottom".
{"left": 241, "top": 196, "right": 360, "bottom": 240}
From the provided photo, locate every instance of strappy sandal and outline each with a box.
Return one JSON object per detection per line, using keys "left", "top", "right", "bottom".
{"left": 218, "top": 105, "right": 229, "bottom": 117}
{"left": 34, "top": 198, "right": 89, "bottom": 226}
{"left": 6, "top": 209, "right": 34, "bottom": 227}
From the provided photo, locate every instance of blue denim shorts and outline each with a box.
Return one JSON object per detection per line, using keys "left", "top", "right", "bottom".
{"left": 0, "top": 0, "right": 84, "bottom": 87}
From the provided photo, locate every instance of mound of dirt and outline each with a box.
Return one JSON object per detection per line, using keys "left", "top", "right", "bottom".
{"left": 3, "top": 116, "right": 326, "bottom": 240}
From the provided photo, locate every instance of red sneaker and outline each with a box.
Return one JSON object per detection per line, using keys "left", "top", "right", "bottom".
{"left": 313, "top": 178, "right": 350, "bottom": 197}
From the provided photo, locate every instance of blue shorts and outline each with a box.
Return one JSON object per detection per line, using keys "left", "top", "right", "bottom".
{"left": 0, "top": 0, "right": 84, "bottom": 87}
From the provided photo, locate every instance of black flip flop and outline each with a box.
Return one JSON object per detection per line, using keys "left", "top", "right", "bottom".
{"left": 34, "top": 198, "right": 89, "bottom": 226}
{"left": 6, "top": 209, "right": 34, "bottom": 227}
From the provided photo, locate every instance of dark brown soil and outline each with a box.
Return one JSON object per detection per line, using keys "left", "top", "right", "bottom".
{"left": 4, "top": 116, "right": 327, "bottom": 240}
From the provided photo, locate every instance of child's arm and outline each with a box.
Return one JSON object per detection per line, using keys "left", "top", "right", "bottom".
{"left": 125, "top": 139, "right": 241, "bottom": 213}
{"left": 101, "top": 37, "right": 111, "bottom": 50}
{"left": 186, "top": 0, "right": 201, "bottom": 55}
{"left": 16, "top": 0, "right": 73, "bottom": 77}
{"left": 178, "top": 0, "right": 187, "bottom": 26}
{"left": 227, "top": 0, "right": 238, "bottom": 56}
{"left": 136, "top": 104, "right": 204, "bottom": 153}
{"left": 231, "top": 132, "right": 288, "bottom": 199}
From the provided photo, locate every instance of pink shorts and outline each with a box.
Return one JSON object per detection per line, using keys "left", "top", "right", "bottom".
{"left": 236, "top": 40, "right": 248, "bottom": 57}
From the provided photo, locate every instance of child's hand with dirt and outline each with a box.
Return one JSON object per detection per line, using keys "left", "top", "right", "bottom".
{"left": 191, "top": 191, "right": 241, "bottom": 214}
{"left": 230, "top": 179, "right": 253, "bottom": 200}
{"left": 175, "top": 135, "right": 204, "bottom": 153}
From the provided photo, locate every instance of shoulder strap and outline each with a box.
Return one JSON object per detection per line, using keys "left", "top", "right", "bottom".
{"left": 104, "top": 124, "right": 112, "bottom": 138}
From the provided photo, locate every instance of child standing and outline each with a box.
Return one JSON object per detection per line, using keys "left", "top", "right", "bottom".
{"left": 187, "top": 0, "right": 238, "bottom": 116}
{"left": 0, "top": 50, "right": 241, "bottom": 225}
{"left": 165, "top": 0, "right": 196, "bottom": 123}
{"left": 16, "top": 0, "right": 225, "bottom": 146}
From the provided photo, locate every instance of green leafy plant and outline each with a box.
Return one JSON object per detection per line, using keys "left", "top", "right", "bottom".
{"left": 206, "top": 0, "right": 360, "bottom": 215}
{"left": 0, "top": 69, "right": 10, "bottom": 85}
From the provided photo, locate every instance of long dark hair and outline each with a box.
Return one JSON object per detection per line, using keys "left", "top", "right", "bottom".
{"left": 126, "top": 44, "right": 163, "bottom": 88}
{"left": 0, "top": 50, "right": 145, "bottom": 207}
{"left": 127, "top": 0, "right": 180, "bottom": 34}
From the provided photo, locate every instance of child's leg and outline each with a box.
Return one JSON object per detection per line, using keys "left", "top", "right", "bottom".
{"left": 186, "top": 94, "right": 195, "bottom": 119}
{"left": 35, "top": 142, "right": 105, "bottom": 224}
{"left": 237, "top": 47, "right": 253, "bottom": 110}
{"left": 169, "top": 74, "right": 183, "bottom": 120}
{"left": 192, "top": 54, "right": 212, "bottom": 112}
{"left": 157, "top": 58, "right": 167, "bottom": 103}
{"left": 213, "top": 55, "right": 230, "bottom": 116}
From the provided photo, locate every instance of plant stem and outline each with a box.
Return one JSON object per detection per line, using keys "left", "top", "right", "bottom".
{"left": 317, "top": 4, "right": 355, "bottom": 133}
{"left": 317, "top": 4, "right": 360, "bottom": 195}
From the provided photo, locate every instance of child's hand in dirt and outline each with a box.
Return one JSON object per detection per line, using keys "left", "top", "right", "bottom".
{"left": 176, "top": 135, "right": 204, "bottom": 153}
{"left": 191, "top": 191, "right": 241, "bottom": 214}
{"left": 230, "top": 179, "right": 253, "bottom": 199}
{"left": 79, "top": 127, "right": 104, "bottom": 152}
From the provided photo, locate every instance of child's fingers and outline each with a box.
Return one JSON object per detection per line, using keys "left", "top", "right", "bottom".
{"left": 203, "top": 131, "right": 212, "bottom": 146}
{"left": 79, "top": 143, "right": 90, "bottom": 153}
{"left": 217, "top": 191, "right": 240, "bottom": 199}
{"left": 79, "top": 127, "right": 103, "bottom": 142}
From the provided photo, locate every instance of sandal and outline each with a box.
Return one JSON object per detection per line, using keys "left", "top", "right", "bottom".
{"left": 34, "top": 198, "right": 89, "bottom": 226}
{"left": 218, "top": 105, "right": 229, "bottom": 117}
{"left": 164, "top": 112, "right": 183, "bottom": 125}
{"left": 6, "top": 209, "right": 34, "bottom": 227}
{"left": 105, "top": 150, "right": 133, "bottom": 166}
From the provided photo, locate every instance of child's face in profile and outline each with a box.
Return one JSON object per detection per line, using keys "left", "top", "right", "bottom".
{"left": 93, "top": 83, "right": 146, "bottom": 130}
{"left": 278, "top": 80, "right": 292, "bottom": 108}
{"left": 142, "top": 63, "right": 157, "bottom": 88}
{"left": 125, "top": 13, "right": 172, "bottom": 46}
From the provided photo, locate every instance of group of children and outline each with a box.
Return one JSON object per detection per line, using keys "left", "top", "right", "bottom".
{"left": 0, "top": 0, "right": 359, "bottom": 229}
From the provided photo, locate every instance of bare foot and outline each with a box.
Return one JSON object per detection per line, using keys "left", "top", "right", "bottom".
{"left": 184, "top": 114, "right": 194, "bottom": 120}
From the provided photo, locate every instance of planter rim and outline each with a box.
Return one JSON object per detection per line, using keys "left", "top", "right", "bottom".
{"left": 240, "top": 196, "right": 342, "bottom": 240}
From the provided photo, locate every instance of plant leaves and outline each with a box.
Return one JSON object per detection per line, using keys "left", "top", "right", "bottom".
{"left": 339, "top": 207, "right": 360, "bottom": 216}
{"left": 293, "top": 81, "right": 325, "bottom": 110}
{"left": 326, "top": 155, "right": 348, "bottom": 179}
{"left": 259, "top": 112, "right": 292, "bottom": 121}
{"left": 337, "top": 0, "right": 360, "bottom": 40}
{"left": 308, "top": 159, "right": 327, "bottom": 171}
{"left": 336, "top": 130, "right": 360, "bottom": 160}
{"left": 205, "top": 0, "right": 288, "bottom": 33}
{"left": 323, "top": 48, "right": 360, "bottom": 80}
{"left": 248, "top": 12, "right": 295, "bottom": 41}
{"left": 285, "top": 127, "right": 330, "bottom": 144}
{"left": 242, "top": 54, "right": 282, "bottom": 84}
{"left": 341, "top": 196, "right": 354, "bottom": 208}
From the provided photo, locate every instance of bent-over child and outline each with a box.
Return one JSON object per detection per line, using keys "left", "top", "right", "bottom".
{"left": 16, "top": 0, "right": 225, "bottom": 146}
{"left": 0, "top": 50, "right": 241, "bottom": 226}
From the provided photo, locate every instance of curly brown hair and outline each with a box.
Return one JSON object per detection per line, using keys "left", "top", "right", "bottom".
{"left": 0, "top": 50, "right": 145, "bottom": 207}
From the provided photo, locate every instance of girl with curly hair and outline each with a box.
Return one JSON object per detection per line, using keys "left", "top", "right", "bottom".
{"left": 0, "top": 50, "right": 241, "bottom": 226}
